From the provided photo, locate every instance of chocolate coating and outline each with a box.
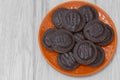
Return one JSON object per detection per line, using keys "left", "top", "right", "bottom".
{"left": 73, "top": 41, "right": 97, "bottom": 65}
{"left": 52, "top": 8, "right": 68, "bottom": 28}
{"left": 57, "top": 52, "right": 79, "bottom": 70}
{"left": 78, "top": 5, "right": 99, "bottom": 23}
{"left": 89, "top": 46, "right": 105, "bottom": 67}
{"left": 42, "top": 28, "right": 56, "bottom": 51}
{"left": 63, "top": 9, "right": 85, "bottom": 32}
{"left": 51, "top": 29, "right": 75, "bottom": 53}
{"left": 73, "top": 32, "right": 85, "bottom": 42}
{"left": 97, "top": 24, "right": 114, "bottom": 46}
{"left": 83, "top": 20, "right": 107, "bottom": 43}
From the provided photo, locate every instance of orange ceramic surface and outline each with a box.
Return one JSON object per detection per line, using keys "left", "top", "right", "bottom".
{"left": 38, "top": 1, "right": 117, "bottom": 76}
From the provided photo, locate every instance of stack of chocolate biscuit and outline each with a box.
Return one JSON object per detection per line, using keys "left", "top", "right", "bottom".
{"left": 42, "top": 5, "right": 114, "bottom": 70}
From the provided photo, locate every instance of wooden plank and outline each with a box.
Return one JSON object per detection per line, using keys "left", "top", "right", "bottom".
{"left": 0, "top": 0, "right": 34, "bottom": 80}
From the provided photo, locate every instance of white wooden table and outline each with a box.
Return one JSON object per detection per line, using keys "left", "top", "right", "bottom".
{"left": 0, "top": 0, "right": 120, "bottom": 80}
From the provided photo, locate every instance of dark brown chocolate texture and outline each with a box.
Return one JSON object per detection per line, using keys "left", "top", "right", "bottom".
{"left": 73, "top": 41, "right": 97, "bottom": 65}
{"left": 42, "top": 4, "right": 115, "bottom": 70}
{"left": 73, "top": 32, "right": 85, "bottom": 42}
{"left": 83, "top": 20, "right": 107, "bottom": 43}
{"left": 78, "top": 5, "right": 99, "bottom": 23}
{"left": 57, "top": 52, "right": 79, "bottom": 70}
{"left": 97, "top": 24, "right": 114, "bottom": 46}
{"left": 52, "top": 8, "right": 68, "bottom": 29}
{"left": 51, "top": 29, "right": 75, "bottom": 53}
{"left": 89, "top": 46, "right": 105, "bottom": 67}
{"left": 42, "top": 28, "right": 56, "bottom": 51}
{"left": 63, "top": 9, "right": 85, "bottom": 32}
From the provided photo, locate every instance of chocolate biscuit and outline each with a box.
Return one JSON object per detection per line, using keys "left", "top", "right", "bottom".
{"left": 52, "top": 8, "right": 68, "bottom": 28}
{"left": 73, "top": 41, "right": 97, "bottom": 65}
{"left": 57, "top": 52, "right": 79, "bottom": 70}
{"left": 51, "top": 29, "right": 75, "bottom": 53}
{"left": 63, "top": 9, "right": 85, "bottom": 32}
{"left": 89, "top": 46, "right": 105, "bottom": 67}
{"left": 78, "top": 5, "right": 98, "bottom": 23}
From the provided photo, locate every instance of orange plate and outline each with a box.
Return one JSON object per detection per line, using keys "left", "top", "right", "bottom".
{"left": 38, "top": 1, "right": 117, "bottom": 76}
